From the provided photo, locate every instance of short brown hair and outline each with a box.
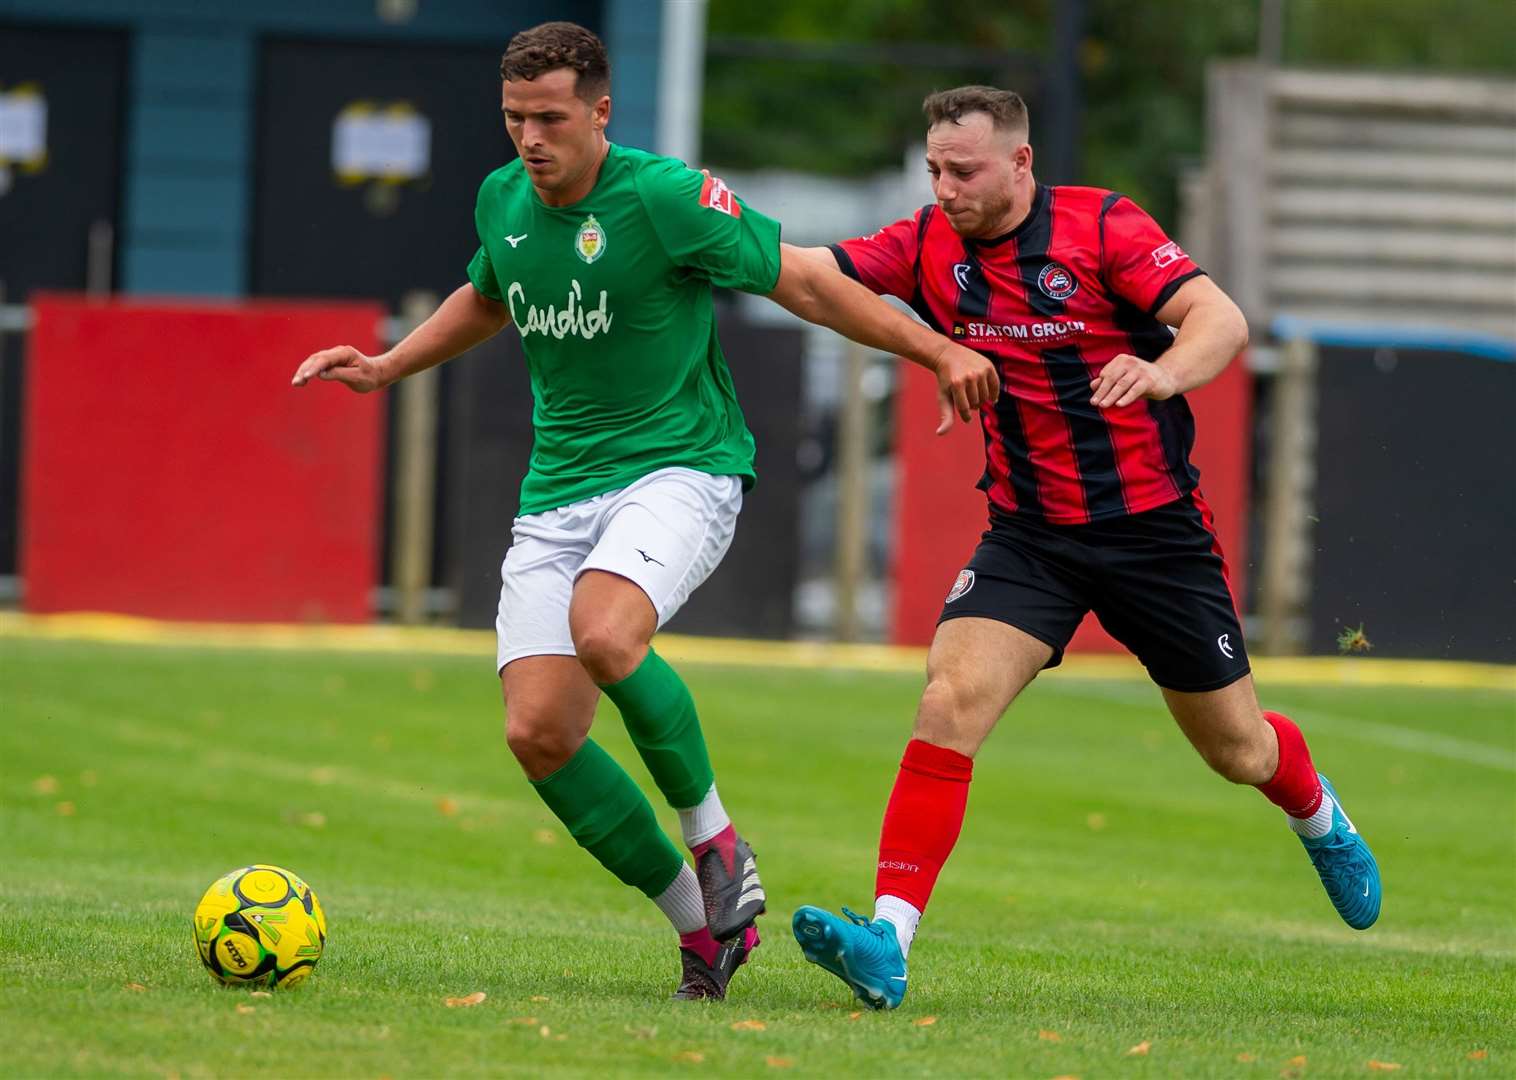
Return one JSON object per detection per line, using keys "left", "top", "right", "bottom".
{"left": 923, "top": 86, "right": 1028, "bottom": 134}
{"left": 500, "top": 21, "right": 610, "bottom": 102}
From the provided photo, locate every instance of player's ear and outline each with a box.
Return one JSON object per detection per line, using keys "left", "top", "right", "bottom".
{"left": 592, "top": 94, "right": 611, "bottom": 132}
{"left": 1014, "top": 141, "right": 1033, "bottom": 177}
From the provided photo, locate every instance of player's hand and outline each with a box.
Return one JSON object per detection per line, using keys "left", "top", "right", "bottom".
{"left": 1089, "top": 353, "right": 1177, "bottom": 409}
{"left": 933, "top": 342, "right": 1000, "bottom": 435}
{"left": 291, "top": 346, "right": 388, "bottom": 393}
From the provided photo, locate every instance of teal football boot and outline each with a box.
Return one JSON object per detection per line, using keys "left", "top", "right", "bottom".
{"left": 1299, "top": 774, "right": 1381, "bottom": 929}
{"left": 792, "top": 905, "right": 908, "bottom": 1010}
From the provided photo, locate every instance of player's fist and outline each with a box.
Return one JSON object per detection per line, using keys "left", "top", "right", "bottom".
{"left": 291, "top": 346, "right": 387, "bottom": 393}
{"left": 934, "top": 342, "right": 1001, "bottom": 435}
{"left": 1089, "top": 353, "right": 1176, "bottom": 409}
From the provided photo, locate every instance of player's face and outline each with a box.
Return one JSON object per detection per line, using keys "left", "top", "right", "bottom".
{"left": 501, "top": 68, "right": 610, "bottom": 196}
{"left": 926, "top": 114, "right": 1030, "bottom": 239}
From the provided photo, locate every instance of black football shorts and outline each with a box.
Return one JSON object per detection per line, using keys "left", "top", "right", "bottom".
{"left": 937, "top": 491, "right": 1250, "bottom": 693}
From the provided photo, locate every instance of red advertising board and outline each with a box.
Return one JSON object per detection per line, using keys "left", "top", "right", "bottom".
{"left": 21, "top": 295, "right": 386, "bottom": 622}
{"left": 890, "top": 356, "right": 1252, "bottom": 649}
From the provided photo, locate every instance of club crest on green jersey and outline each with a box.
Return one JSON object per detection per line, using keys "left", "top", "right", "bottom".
{"left": 575, "top": 215, "right": 606, "bottom": 263}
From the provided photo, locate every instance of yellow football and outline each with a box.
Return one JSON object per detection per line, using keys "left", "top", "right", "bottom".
{"left": 192, "top": 864, "right": 327, "bottom": 988}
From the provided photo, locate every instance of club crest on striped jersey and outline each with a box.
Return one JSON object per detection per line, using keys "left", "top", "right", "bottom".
{"left": 946, "top": 569, "right": 975, "bottom": 603}
{"left": 574, "top": 214, "right": 606, "bottom": 263}
{"left": 1037, "top": 261, "right": 1077, "bottom": 300}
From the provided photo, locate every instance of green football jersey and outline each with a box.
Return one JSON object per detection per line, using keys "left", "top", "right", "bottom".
{"left": 466, "top": 143, "right": 781, "bottom": 516}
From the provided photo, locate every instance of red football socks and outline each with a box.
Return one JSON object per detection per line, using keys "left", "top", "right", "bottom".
{"left": 874, "top": 738, "right": 975, "bottom": 912}
{"left": 1257, "top": 711, "right": 1324, "bottom": 818}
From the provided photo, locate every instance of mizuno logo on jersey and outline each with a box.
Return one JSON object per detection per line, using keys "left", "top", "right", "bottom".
{"left": 507, "top": 279, "right": 615, "bottom": 341}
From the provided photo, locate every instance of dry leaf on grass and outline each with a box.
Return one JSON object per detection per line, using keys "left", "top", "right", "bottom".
{"left": 534, "top": 829, "right": 558, "bottom": 845}
{"left": 124, "top": 982, "right": 147, "bottom": 992}
{"left": 235, "top": 1004, "right": 255, "bottom": 1015}
{"left": 673, "top": 1051, "right": 705, "bottom": 1064}
{"left": 444, "top": 992, "right": 487, "bottom": 1008}
{"left": 1468, "top": 1050, "right": 1488, "bottom": 1060}
{"left": 1039, "top": 1029, "right": 1063, "bottom": 1042}
{"left": 766, "top": 1057, "right": 794, "bottom": 1068}
{"left": 1367, "top": 1063, "right": 1402, "bottom": 1072}
{"left": 624, "top": 1024, "right": 658, "bottom": 1040}
{"left": 248, "top": 991, "right": 272, "bottom": 999}
{"left": 1236, "top": 1052, "right": 1258, "bottom": 1063}
{"left": 56, "top": 801, "right": 76, "bottom": 816}
{"left": 538, "top": 1025, "right": 551, "bottom": 1038}
{"left": 531, "top": 995, "right": 550, "bottom": 1002}
{"left": 300, "top": 811, "right": 326, "bottom": 828}
{"left": 508, "top": 1016, "right": 537, "bottom": 1025}
{"left": 1288, "top": 1055, "right": 1308, "bottom": 1067}
{"left": 1086, "top": 812, "right": 1107, "bottom": 831}
{"left": 436, "top": 797, "right": 460, "bottom": 817}
{"left": 730, "top": 1019, "right": 767, "bottom": 1032}
{"left": 913, "top": 1016, "right": 937, "bottom": 1027}
{"left": 309, "top": 766, "right": 337, "bottom": 784}
{"left": 1127, "top": 1041, "right": 1151, "bottom": 1056}
{"left": 1051, "top": 1075, "right": 1081, "bottom": 1080}
{"left": 33, "top": 775, "right": 59, "bottom": 794}
{"left": 848, "top": 1011, "right": 862, "bottom": 1021}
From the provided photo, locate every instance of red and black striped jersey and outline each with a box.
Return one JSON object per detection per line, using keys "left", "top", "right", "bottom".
{"left": 833, "top": 184, "right": 1208, "bottom": 525}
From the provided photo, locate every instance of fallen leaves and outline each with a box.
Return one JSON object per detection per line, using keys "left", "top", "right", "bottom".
{"left": 436, "top": 797, "right": 460, "bottom": 817}
{"left": 1468, "top": 1049, "right": 1488, "bottom": 1060}
{"left": 673, "top": 1051, "right": 705, "bottom": 1064}
{"left": 1288, "top": 1056, "right": 1307, "bottom": 1068}
{"left": 234, "top": 1003, "right": 255, "bottom": 1015}
{"left": 1039, "top": 1029, "right": 1063, "bottom": 1043}
{"left": 1236, "top": 1052, "right": 1257, "bottom": 1063}
{"left": 530, "top": 995, "right": 550, "bottom": 1002}
{"left": 1127, "top": 1041, "right": 1151, "bottom": 1056}
{"left": 913, "top": 1016, "right": 937, "bottom": 1027}
{"left": 847, "top": 1011, "right": 862, "bottom": 1021}
{"left": 1367, "top": 1063, "right": 1402, "bottom": 1072}
{"left": 730, "top": 1019, "right": 767, "bottom": 1032}
{"left": 32, "top": 775, "right": 59, "bottom": 794}
{"left": 765, "top": 1057, "right": 794, "bottom": 1068}
{"left": 444, "top": 991, "right": 487, "bottom": 1008}
{"left": 534, "top": 829, "right": 558, "bottom": 845}
{"left": 508, "top": 1016, "right": 537, "bottom": 1026}
{"left": 249, "top": 991, "right": 272, "bottom": 999}
{"left": 299, "top": 811, "right": 326, "bottom": 829}
{"left": 124, "top": 982, "right": 147, "bottom": 992}
{"left": 1086, "top": 812, "right": 1108, "bottom": 831}
{"left": 56, "top": 801, "right": 76, "bottom": 816}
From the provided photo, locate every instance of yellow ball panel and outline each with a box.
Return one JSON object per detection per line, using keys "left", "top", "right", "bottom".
{"left": 215, "top": 931, "right": 263, "bottom": 976}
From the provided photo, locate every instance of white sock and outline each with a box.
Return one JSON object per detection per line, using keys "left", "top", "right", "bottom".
{"left": 873, "top": 895, "right": 922, "bottom": 959}
{"left": 678, "top": 784, "right": 731, "bottom": 848}
{"left": 652, "top": 864, "right": 706, "bottom": 934}
{"left": 1287, "top": 789, "right": 1335, "bottom": 840}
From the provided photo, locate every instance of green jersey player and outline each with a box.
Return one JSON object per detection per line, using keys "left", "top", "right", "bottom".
{"left": 291, "top": 20, "right": 998, "bottom": 1001}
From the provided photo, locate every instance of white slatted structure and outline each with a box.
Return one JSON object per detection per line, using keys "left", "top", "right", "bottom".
{"left": 1200, "top": 63, "right": 1516, "bottom": 342}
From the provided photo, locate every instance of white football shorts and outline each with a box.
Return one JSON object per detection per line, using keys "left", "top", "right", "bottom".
{"left": 495, "top": 467, "right": 743, "bottom": 672}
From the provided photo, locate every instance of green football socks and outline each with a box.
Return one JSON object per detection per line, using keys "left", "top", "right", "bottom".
{"left": 600, "top": 648, "right": 714, "bottom": 811}
{"left": 530, "top": 738, "right": 684, "bottom": 899}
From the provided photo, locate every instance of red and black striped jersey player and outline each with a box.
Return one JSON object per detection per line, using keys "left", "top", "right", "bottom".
{"left": 789, "top": 85, "right": 1382, "bottom": 1011}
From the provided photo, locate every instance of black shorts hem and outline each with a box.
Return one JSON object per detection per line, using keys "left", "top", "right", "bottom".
{"left": 937, "top": 608, "right": 1066, "bottom": 670}
{"left": 1150, "top": 665, "right": 1251, "bottom": 694}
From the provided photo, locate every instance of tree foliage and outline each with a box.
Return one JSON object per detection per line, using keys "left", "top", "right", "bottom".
{"left": 703, "top": 0, "right": 1515, "bottom": 225}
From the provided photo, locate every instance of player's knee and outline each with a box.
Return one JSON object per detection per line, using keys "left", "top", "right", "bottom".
{"left": 913, "top": 674, "right": 975, "bottom": 750}
{"left": 571, "top": 621, "right": 643, "bottom": 685}
{"left": 504, "top": 706, "right": 583, "bottom": 779}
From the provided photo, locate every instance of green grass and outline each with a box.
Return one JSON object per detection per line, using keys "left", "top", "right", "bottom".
{"left": 2, "top": 637, "right": 1513, "bottom": 1078}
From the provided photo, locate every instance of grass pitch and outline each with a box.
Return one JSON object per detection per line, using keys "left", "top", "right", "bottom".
{"left": 3, "top": 635, "right": 1513, "bottom": 1077}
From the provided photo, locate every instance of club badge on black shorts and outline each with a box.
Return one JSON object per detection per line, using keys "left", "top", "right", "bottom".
{"left": 946, "top": 569, "right": 975, "bottom": 603}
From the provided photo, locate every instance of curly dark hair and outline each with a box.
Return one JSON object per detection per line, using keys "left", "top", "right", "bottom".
{"left": 923, "top": 86, "right": 1028, "bottom": 135}
{"left": 500, "top": 21, "right": 610, "bottom": 102}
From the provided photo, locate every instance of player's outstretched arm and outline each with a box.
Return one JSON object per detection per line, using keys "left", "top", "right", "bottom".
{"left": 291, "top": 283, "right": 510, "bottom": 392}
{"left": 1089, "top": 276, "right": 1248, "bottom": 408}
{"left": 768, "top": 243, "right": 999, "bottom": 434}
